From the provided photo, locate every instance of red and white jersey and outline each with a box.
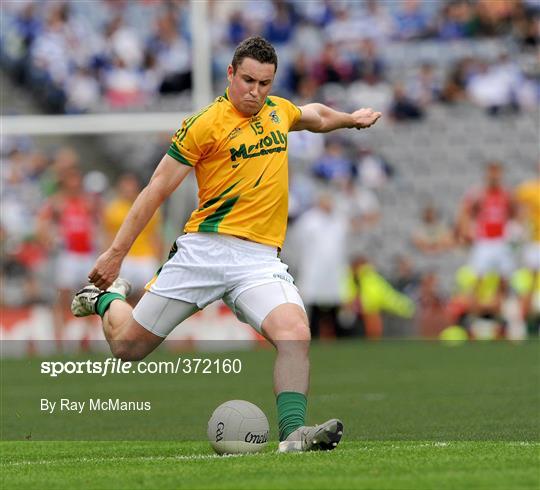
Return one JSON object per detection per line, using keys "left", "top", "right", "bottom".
{"left": 41, "top": 195, "right": 97, "bottom": 253}
{"left": 464, "top": 186, "right": 513, "bottom": 240}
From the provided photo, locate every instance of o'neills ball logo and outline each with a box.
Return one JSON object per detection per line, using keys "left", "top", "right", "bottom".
{"left": 244, "top": 431, "right": 269, "bottom": 444}
{"left": 215, "top": 422, "right": 224, "bottom": 442}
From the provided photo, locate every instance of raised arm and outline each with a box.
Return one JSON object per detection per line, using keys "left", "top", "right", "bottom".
{"left": 89, "top": 154, "right": 192, "bottom": 289}
{"left": 291, "top": 103, "right": 382, "bottom": 133}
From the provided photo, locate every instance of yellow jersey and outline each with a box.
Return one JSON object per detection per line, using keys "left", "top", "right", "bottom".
{"left": 105, "top": 198, "right": 162, "bottom": 258}
{"left": 515, "top": 179, "right": 540, "bottom": 242}
{"left": 167, "top": 89, "right": 302, "bottom": 248}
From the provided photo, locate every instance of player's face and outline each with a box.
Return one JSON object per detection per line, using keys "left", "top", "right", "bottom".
{"left": 486, "top": 165, "right": 502, "bottom": 188}
{"left": 227, "top": 58, "right": 275, "bottom": 116}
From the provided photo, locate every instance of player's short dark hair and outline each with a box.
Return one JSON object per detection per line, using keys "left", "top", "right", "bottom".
{"left": 231, "top": 36, "right": 278, "bottom": 73}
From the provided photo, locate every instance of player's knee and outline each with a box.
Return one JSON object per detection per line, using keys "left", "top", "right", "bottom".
{"left": 287, "top": 321, "right": 311, "bottom": 342}
{"left": 263, "top": 304, "right": 311, "bottom": 342}
{"left": 268, "top": 320, "right": 311, "bottom": 345}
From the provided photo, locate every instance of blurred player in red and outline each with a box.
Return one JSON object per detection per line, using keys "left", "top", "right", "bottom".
{"left": 457, "top": 161, "right": 515, "bottom": 324}
{"left": 37, "top": 153, "right": 101, "bottom": 346}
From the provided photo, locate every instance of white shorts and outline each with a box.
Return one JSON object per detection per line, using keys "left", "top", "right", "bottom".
{"left": 133, "top": 233, "right": 305, "bottom": 335}
{"left": 523, "top": 242, "right": 540, "bottom": 270}
{"left": 55, "top": 251, "right": 96, "bottom": 290}
{"left": 469, "top": 239, "right": 515, "bottom": 278}
{"left": 120, "top": 256, "right": 160, "bottom": 291}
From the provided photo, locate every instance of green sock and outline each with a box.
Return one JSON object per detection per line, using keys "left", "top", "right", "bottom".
{"left": 96, "top": 292, "right": 125, "bottom": 318}
{"left": 277, "top": 391, "right": 307, "bottom": 441}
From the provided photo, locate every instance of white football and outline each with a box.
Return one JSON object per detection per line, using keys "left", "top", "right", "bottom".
{"left": 207, "top": 400, "right": 269, "bottom": 455}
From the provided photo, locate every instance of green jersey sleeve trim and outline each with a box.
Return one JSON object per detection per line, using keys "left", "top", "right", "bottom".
{"left": 167, "top": 144, "right": 194, "bottom": 167}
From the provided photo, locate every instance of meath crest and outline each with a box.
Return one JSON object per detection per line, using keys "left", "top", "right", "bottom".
{"left": 269, "top": 110, "right": 280, "bottom": 124}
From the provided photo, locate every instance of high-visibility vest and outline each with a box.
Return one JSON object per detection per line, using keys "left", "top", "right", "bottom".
{"left": 342, "top": 264, "right": 415, "bottom": 318}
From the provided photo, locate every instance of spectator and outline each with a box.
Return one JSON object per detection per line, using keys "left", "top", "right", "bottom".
{"left": 324, "top": 4, "right": 364, "bottom": 48}
{"left": 474, "top": 0, "right": 516, "bottom": 37}
{"left": 392, "top": 0, "right": 431, "bottom": 41}
{"left": 294, "top": 0, "right": 334, "bottom": 28}
{"left": 407, "top": 62, "right": 442, "bottom": 107}
{"left": 312, "top": 42, "right": 354, "bottom": 86}
{"left": 355, "top": 147, "right": 393, "bottom": 190}
{"left": 64, "top": 66, "right": 101, "bottom": 113}
{"left": 389, "top": 82, "right": 425, "bottom": 121}
{"left": 1, "top": 149, "right": 42, "bottom": 244}
{"left": 103, "top": 15, "right": 143, "bottom": 70}
{"left": 466, "top": 57, "right": 521, "bottom": 116}
{"left": 227, "top": 10, "right": 249, "bottom": 45}
{"left": 312, "top": 139, "right": 354, "bottom": 183}
{"left": 353, "top": 38, "right": 385, "bottom": 84}
{"left": 264, "top": 1, "right": 296, "bottom": 45}
{"left": 411, "top": 204, "right": 454, "bottom": 254}
{"left": 10, "top": 3, "right": 42, "bottom": 69}
{"left": 148, "top": 15, "right": 191, "bottom": 94}
{"left": 284, "top": 52, "right": 311, "bottom": 95}
{"left": 292, "top": 76, "right": 320, "bottom": 106}
{"left": 513, "top": 7, "right": 539, "bottom": 48}
{"left": 354, "top": 0, "right": 393, "bottom": 43}
{"left": 440, "top": 57, "right": 476, "bottom": 104}
{"left": 437, "top": 0, "right": 477, "bottom": 39}
{"left": 103, "top": 56, "right": 145, "bottom": 108}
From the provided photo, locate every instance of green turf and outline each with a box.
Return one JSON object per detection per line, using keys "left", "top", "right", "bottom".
{"left": 1, "top": 441, "right": 539, "bottom": 490}
{"left": 1, "top": 340, "right": 539, "bottom": 489}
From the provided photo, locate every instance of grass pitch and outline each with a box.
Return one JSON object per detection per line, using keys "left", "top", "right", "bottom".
{"left": 1, "top": 340, "right": 539, "bottom": 489}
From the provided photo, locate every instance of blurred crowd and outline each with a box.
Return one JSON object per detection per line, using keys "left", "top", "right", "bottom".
{"left": 1, "top": 142, "right": 164, "bottom": 342}
{"left": 1, "top": 0, "right": 538, "bottom": 114}
{"left": 1, "top": 0, "right": 539, "bottom": 342}
{"left": 284, "top": 149, "right": 540, "bottom": 341}
{"left": 2, "top": 138, "right": 539, "bottom": 341}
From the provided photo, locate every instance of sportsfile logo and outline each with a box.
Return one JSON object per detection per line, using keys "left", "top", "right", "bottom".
{"left": 229, "top": 130, "right": 288, "bottom": 162}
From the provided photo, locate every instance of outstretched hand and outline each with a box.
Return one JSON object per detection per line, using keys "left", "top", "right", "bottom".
{"left": 88, "top": 249, "right": 124, "bottom": 290}
{"left": 351, "top": 108, "right": 382, "bottom": 129}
